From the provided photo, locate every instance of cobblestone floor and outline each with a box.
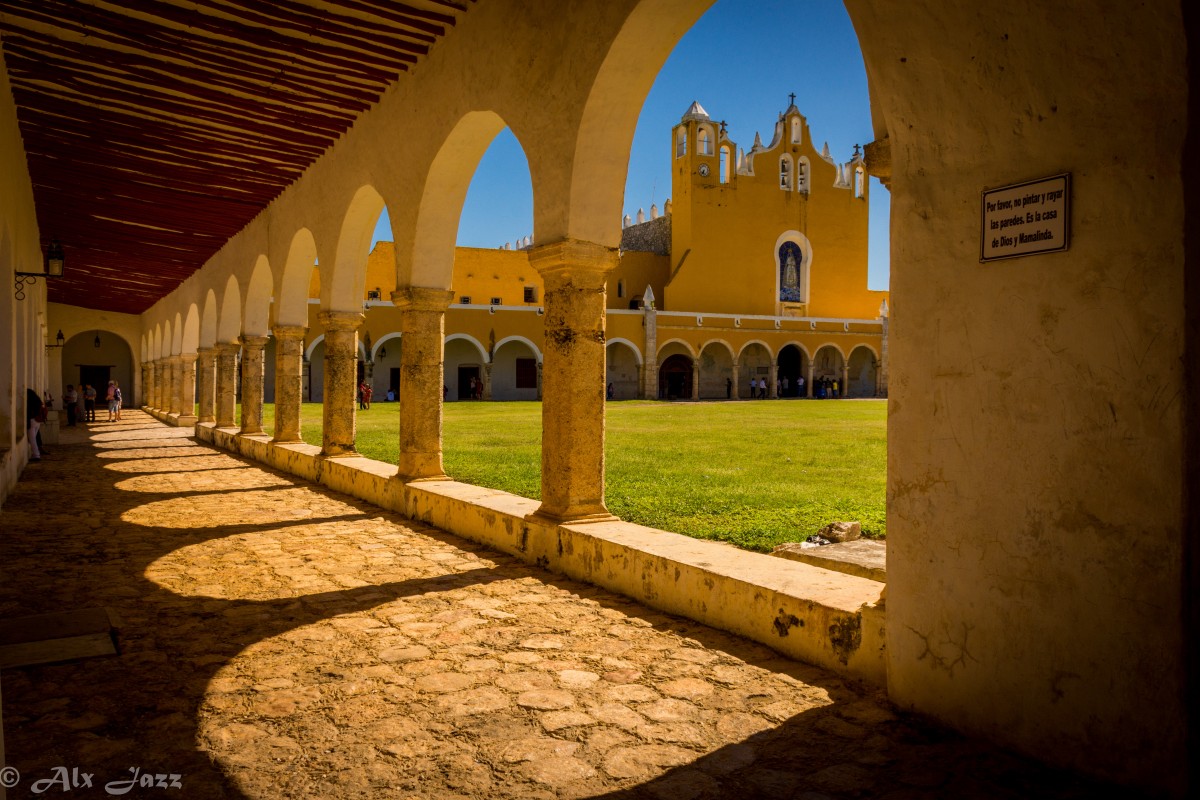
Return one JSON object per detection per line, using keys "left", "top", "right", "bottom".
{"left": 1, "top": 411, "right": 1114, "bottom": 799}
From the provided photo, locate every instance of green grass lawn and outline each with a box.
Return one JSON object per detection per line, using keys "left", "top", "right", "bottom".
{"left": 250, "top": 399, "right": 886, "bottom": 553}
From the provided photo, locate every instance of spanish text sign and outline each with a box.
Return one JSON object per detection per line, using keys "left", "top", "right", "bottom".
{"left": 981, "top": 173, "right": 1070, "bottom": 261}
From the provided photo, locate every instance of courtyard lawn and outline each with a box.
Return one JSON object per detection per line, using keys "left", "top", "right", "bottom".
{"left": 254, "top": 399, "right": 886, "bottom": 553}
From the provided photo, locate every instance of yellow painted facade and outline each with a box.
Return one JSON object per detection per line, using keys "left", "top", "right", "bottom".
{"left": 303, "top": 102, "right": 888, "bottom": 403}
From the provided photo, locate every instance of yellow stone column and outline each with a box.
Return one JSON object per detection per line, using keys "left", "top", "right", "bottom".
{"left": 178, "top": 353, "right": 197, "bottom": 425}
{"left": 805, "top": 361, "right": 815, "bottom": 398}
{"left": 272, "top": 325, "right": 306, "bottom": 443}
{"left": 167, "top": 356, "right": 181, "bottom": 416}
{"left": 691, "top": 361, "right": 700, "bottom": 401}
{"left": 151, "top": 359, "right": 162, "bottom": 409}
{"left": 769, "top": 364, "right": 779, "bottom": 399}
{"left": 154, "top": 358, "right": 167, "bottom": 410}
{"left": 841, "top": 362, "right": 850, "bottom": 400}
{"left": 731, "top": 360, "right": 740, "bottom": 400}
{"left": 196, "top": 347, "right": 216, "bottom": 423}
{"left": 319, "top": 310, "right": 363, "bottom": 457}
{"left": 392, "top": 288, "right": 453, "bottom": 481}
{"left": 528, "top": 240, "right": 617, "bottom": 523}
{"left": 145, "top": 361, "right": 156, "bottom": 409}
{"left": 239, "top": 335, "right": 270, "bottom": 435}
{"left": 215, "top": 341, "right": 240, "bottom": 428}
{"left": 140, "top": 362, "right": 150, "bottom": 407}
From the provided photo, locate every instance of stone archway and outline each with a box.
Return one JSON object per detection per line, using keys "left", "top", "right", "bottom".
{"left": 658, "top": 353, "right": 692, "bottom": 400}
{"left": 777, "top": 343, "right": 808, "bottom": 398}
{"left": 605, "top": 340, "right": 641, "bottom": 400}
{"left": 847, "top": 345, "right": 878, "bottom": 398}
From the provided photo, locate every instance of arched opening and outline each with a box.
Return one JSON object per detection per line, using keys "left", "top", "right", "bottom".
{"left": 444, "top": 335, "right": 488, "bottom": 401}
{"left": 698, "top": 341, "right": 734, "bottom": 399}
{"left": 737, "top": 341, "right": 772, "bottom": 398}
{"left": 62, "top": 330, "right": 133, "bottom": 405}
{"left": 491, "top": 338, "right": 540, "bottom": 401}
{"left": 605, "top": 340, "right": 641, "bottom": 399}
{"left": 658, "top": 353, "right": 693, "bottom": 400}
{"left": 847, "top": 344, "right": 878, "bottom": 397}
{"left": 777, "top": 343, "right": 808, "bottom": 397}
{"left": 812, "top": 344, "right": 845, "bottom": 398}
{"left": 719, "top": 145, "right": 730, "bottom": 183}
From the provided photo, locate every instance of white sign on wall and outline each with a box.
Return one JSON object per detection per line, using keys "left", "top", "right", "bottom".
{"left": 981, "top": 173, "right": 1070, "bottom": 261}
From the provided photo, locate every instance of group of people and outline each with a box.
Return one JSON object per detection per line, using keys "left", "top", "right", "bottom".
{"left": 716, "top": 373, "right": 844, "bottom": 399}
{"left": 25, "top": 380, "right": 124, "bottom": 462}
{"left": 357, "top": 380, "right": 373, "bottom": 410}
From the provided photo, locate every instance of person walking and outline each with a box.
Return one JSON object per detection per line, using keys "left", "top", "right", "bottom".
{"left": 758, "top": 377, "right": 767, "bottom": 399}
{"left": 113, "top": 381, "right": 123, "bottom": 420}
{"left": 362, "top": 382, "right": 373, "bottom": 410}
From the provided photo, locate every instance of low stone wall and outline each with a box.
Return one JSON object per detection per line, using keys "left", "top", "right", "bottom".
{"left": 194, "top": 422, "right": 887, "bottom": 686}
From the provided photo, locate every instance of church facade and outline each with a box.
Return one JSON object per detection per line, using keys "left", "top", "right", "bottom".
{"left": 301, "top": 100, "right": 887, "bottom": 404}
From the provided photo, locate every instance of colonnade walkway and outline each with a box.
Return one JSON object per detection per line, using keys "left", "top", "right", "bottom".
{"left": 1, "top": 410, "right": 1106, "bottom": 799}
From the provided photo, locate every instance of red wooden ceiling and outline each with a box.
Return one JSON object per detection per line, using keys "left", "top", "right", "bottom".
{"left": 1, "top": 0, "right": 472, "bottom": 314}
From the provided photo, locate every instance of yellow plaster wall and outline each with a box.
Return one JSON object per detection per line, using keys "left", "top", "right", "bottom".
{"left": 666, "top": 110, "right": 884, "bottom": 319}
{"left": 608, "top": 250, "right": 669, "bottom": 310}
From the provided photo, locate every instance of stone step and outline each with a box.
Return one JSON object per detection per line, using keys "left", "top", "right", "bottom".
{"left": 771, "top": 539, "right": 887, "bottom": 583}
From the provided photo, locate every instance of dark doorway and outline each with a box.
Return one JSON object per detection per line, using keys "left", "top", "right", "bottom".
{"left": 777, "top": 345, "right": 805, "bottom": 397}
{"left": 658, "top": 354, "right": 692, "bottom": 400}
{"left": 389, "top": 367, "right": 400, "bottom": 398}
{"left": 78, "top": 365, "right": 111, "bottom": 394}
{"left": 357, "top": 360, "right": 365, "bottom": 383}
{"left": 457, "top": 365, "right": 480, "bottom": 400}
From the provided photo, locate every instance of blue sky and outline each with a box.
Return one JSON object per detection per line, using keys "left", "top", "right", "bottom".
{"left": 372, "top": 0, "right": 889, "bottom": 290}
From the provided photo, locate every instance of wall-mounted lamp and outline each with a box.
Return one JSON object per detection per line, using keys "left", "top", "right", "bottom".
{"left": 46, "top": 329, "right": 65, "bottom": 350}
{"left": 93, "top": 334, "right": 101, "bottom": 348}
{"left": 15, "top": 240, "right": 66, "bottom": 300}
{"left": 378, "top": 346, "right": 387, "bottom": 359}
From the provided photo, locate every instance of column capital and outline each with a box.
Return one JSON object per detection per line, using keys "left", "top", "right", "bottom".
{"left": 318, "top": 310, "right": 364, "bottom": 331}
{"left": 241, "top": 334, "right": 271, "bottom": 349}
{"left": 528, "top": 239, "right": 619, "bottom": 280}
{"left": 215, "top": 341, "right": 241, "bottom": 355}
{"left": 391, "top": 286, "right": 454, "bottom": 312}
{"left": 271, "top": 324, "right": 307, "bottom": 341}
{"left": 196, "top": 345, "right": 216, "bottom": 357}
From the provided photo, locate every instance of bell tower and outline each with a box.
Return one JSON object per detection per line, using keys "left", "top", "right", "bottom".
{"left": 671, "top": 101, "right": 718, "bottom": 273}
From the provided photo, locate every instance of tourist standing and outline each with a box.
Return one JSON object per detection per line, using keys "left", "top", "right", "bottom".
{"left": 105, "top": 381, "right": 117, "bottom": 421}
{"left": 63, "top": 384, "right": 78, "bottom": 427}
{"left": 26, "top": 387, "right": 44, "bottom": 461}
{"left": 758, "top": 377, "right": 767, "bottom": 399}
{"left": 725, "top": 377, "right": 732, "bottom": 399}
{"left": 83, "top": 384, "right": 97, "bottom": 421}
{"left": 363, "top": 382, "right": 373, "bottom": 410}
{"left": 113, "top": 382, "right": 123, "bottom": 420}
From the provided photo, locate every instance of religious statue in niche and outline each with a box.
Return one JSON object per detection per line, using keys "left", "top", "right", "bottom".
{"left": 779, "top": 241, "right": 803, "bottom": 302}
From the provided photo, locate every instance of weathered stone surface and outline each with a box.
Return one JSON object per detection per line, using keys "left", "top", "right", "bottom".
{"left": 772, "top": 539, "right": 886, "bottom": 582}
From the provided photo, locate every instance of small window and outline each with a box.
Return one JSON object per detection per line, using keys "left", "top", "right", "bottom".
{"left": 780, "top": 157, "right": 792, "bottom": 190}
{"left": 676, "top": 129, "right": 687, "bottom": 158}
{"left": 797, "top": 159, "right": 808, "bottom": 193}
{"left": 617, "top": 280, "right": 625, "bottom": 298}
{"left": 697, "top": 126, "right": 713, "bottom": 156}
{"left": 515, "top": 358, "right": 537, "bottom": 389}
{"left": 523, "top": 286, "right": 537, "bottom": 303}
{"left": 490, "top": 296, "right": 502, "bottom": 306}
{"left": 719, "top": 147, "right": 730, "bottom": 184}
{"left": 854, "top": 166, "right": 865, "bottom": 198}
{"left": 460, "top": 296, "right": 471, "bottom": 304}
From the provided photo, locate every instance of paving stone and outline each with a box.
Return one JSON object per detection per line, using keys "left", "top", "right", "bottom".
{"left": 516, "top": 689, "right": 575, "bottom": 710}
{"left": 0, "top": 412, "right": 1118, "bottom": 800}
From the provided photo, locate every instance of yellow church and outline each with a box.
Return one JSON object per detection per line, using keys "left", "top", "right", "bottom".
{"left": 297, "top": 100, "right": 887, "bottom": 404}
